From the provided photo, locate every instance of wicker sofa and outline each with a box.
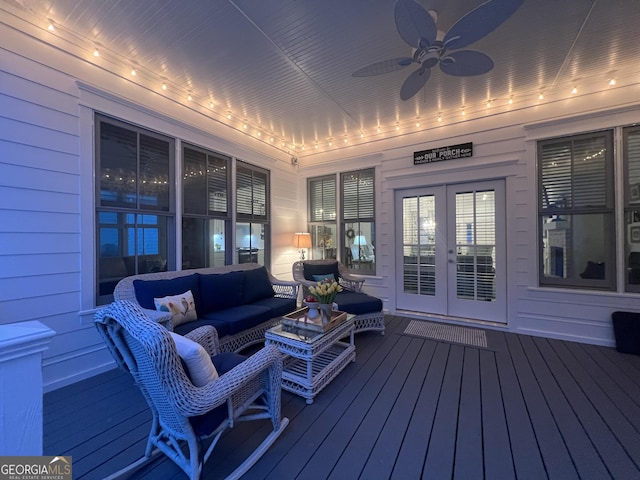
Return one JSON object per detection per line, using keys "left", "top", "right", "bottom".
{"left": 114, "top": 263, "right": 298, "bottom": 353}
{"left": 292, "top": 259, "right": 385, "bottom": 334}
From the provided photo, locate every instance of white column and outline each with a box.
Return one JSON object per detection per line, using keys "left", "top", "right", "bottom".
{"left": 0, "top": 321, "right": 55, "bottom": 455}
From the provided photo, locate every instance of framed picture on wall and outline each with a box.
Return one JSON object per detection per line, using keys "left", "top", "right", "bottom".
{"left": 631, "top": 226, "right": 640, "bottom": 243}
{"left": 631, "top": 183, "right": 640, "bottom": 201}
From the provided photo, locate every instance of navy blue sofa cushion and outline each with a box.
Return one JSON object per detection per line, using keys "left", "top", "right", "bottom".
{"left": 334, "top": 291, "right": 383, "bottom": 315}
{"left": 303, "top": 262, "right": 340, "bottom": 282}
{"left": 172, "top": 316, "right": 231, "bottom": 338}
{"left": 198, "top": 305, "right": 273, "bottom": 335}
{"left": 250, "top": 296, "right": 297, "bottom": 318}
{"left": 133, "top": 274, "right": 200, "bottom": 310}
{"left": 243, "top": 266, "right": 275, "bottom": 303}
{"left": 198, "top": 271, "right": 245, "bottom": 313}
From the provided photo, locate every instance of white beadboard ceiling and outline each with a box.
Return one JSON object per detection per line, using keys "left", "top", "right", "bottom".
{"left": 4, "top": 0, "right": 640, "bottom": 157}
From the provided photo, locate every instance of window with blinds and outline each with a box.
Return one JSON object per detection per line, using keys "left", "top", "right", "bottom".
{"left": 623, "top": 126, "right": 640, "bottom": 292}
{"left": 182, "top": 144, "right": 231, "bottom": 269}
{"left": 308, "top": 175, "right": 338, "bottom": 261}
{"left": 538, "top": 130, "right": 614, "bottom": 289}
{"left": 235, "top": 161, "right": 270, "bottom": 267}
{"left": 237, "top": 162, "right": 268, "bottom": 220}
{"left": 95, "top": 114, "right": 175, "bottom": 304}
{"left": 341, "top": 168, "right": 375, "bottom": 274}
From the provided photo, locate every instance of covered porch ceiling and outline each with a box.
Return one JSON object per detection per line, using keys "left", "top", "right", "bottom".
{"left": 4, "top": 0, "right": 640, "bottom": 158}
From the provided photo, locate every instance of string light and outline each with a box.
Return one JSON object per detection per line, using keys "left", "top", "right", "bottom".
{"left": 36, "top": 15, "right": 632, "bottom": 157}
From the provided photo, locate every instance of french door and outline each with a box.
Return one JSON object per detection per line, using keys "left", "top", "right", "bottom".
{"left": 395, "top": 180, "right": 506, "bottom": 323}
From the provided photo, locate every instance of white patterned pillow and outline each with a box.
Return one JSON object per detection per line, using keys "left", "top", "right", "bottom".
{"left": 154, "top": 290, "right": 197, "bottom": 327}
{"left": 169, "top": 332, "right": 218, "bottom": 386}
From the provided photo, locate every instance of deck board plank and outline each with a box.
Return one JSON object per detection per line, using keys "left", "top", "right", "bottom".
{"left": 453, "top": 347, "right": 483, "bottom": 480}
{"left": 479, "top": 348, "right": 515, "bottom": 480}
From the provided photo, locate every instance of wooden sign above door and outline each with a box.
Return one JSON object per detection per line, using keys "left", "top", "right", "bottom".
{"left": 414, "top": 142, "right": 473, "bottom": 165}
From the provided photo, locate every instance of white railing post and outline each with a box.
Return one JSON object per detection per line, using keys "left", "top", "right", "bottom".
{"left": 0, "top": 321, "right": 55, "bottom": 455}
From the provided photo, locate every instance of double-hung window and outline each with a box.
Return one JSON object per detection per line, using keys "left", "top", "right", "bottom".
{"left": 95, "top": 114, "right": 175, "bottom": 304}
{"left": 624, "top": 126, "right": 640, "bottom": 292}
{"left": 341, "top": 168, "right": 376, "bottom": 274}
{"left": 182, "top": 144, "right": 231, "bottom": 269}
{"left": 236, "top": 161, "right": 270, "bottom": 266}
{"left": 538, "top": 130, "right": 614, "bottom": 289}
{"left": 308, "top": 175, "right": 338, "bottom": 261}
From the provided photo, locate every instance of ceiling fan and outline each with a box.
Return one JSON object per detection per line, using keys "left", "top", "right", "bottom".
{"left": 353, "top": 0, "right": 524, "bottom": 100}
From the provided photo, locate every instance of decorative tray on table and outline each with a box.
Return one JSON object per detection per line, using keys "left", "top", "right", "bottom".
{"left": 281, "top": 306, "right": 347, "bottom": 333}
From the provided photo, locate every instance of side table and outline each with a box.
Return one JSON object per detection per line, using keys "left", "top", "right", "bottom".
{"left": 265, "top": 315, "right": 355, "bottom": 404}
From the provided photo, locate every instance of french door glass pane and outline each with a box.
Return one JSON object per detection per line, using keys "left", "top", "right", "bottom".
{"left": 402, "top": 195, "right": 436, "bottom": 296}
{"left": 455, "top": 190, "right": 496, "bottom": 301}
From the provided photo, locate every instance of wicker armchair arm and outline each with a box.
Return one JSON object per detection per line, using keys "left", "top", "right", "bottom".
{"left": 269, "top": 274, "right": 299, "bottom": 299}
{"left": 177, "top": 345, "right": 283, "bottom": 417}
{"left": 184, "top": 325, "right": 220, "bottom": 356}
{"left": 337, "top": 273, "right": 365, "bottom": 292}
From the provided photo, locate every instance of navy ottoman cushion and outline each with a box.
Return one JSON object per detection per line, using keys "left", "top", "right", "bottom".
{"left": 334, "top": 291, "right": 382, "bottom": 315}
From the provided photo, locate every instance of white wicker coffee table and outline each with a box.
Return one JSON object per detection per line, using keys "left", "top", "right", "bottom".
{"left": 265, "top": 315, "right": 355, "bottom": 404}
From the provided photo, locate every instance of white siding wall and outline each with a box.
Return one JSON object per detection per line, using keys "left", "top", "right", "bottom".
{"left": 300, "top": 96, "right": 640, "bottom": 349}
{"left": 1, "top": 24, "right": 298, "bottom": 391}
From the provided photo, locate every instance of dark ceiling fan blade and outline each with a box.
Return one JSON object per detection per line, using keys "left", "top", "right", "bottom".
{"left": 439, "top": 50, "right": 494, "bottom": 76}
{"left": 352, "top": 57, "right": 414, "bottom": 77}
{"left": 443, "top": 0, "right": 524, "bottom": 50}
{"left": 394, "top": 0, "right": 437, "bottom": 48}
{"left": 400, "top": 67, "right": 431, "bottom": 100}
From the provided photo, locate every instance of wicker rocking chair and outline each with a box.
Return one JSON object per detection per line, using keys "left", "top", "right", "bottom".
{"left": 94, "top": 300, "right": 288, "bottom": 480}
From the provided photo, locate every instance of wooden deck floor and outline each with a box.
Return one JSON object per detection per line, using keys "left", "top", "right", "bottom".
{"left": 44, "top": 315, "right": 640, "bottom": 479}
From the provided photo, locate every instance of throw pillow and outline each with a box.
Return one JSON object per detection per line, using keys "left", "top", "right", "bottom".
{"left": 303, "top": 262, "right": 340, "bottom": 282}
{"left": 155, "top": 290, "right": 198, "bottom": 327}
{"left": 169, "top": 332, "right": 218, "bottom": 387}
{"left": 313, "top": 273, "right": 335, "bottom": 282}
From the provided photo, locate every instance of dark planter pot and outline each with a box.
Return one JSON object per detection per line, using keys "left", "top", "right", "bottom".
{"left": 612, "top": 311, "right": 640, "bottom": 355}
